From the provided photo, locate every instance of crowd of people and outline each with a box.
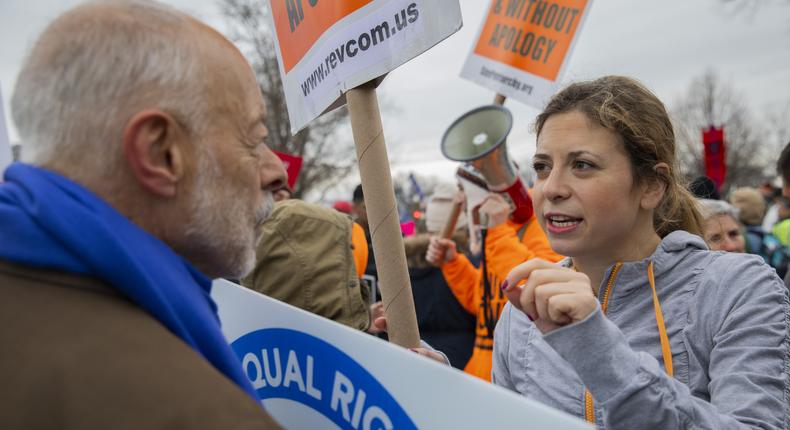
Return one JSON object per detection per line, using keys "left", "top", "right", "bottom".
{"left": 697, "top": 183, "right": 790, "bottom": 280}
{"left": 1, "top": 1, "right": 788, "bottom": 429}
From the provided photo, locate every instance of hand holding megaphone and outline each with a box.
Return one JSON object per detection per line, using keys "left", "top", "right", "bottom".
{"left": 441, "top": 105, "right": 533, "bottom": 224}
{"left": 476, "top": 194, "right": 510, "bottom": 228}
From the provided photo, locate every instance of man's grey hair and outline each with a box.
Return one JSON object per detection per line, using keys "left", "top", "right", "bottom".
{"left": 698, "top": 198, "right": 740, "bottom": 223}
{"left": 11, "top": 0, "right": 209, "bottom": 179}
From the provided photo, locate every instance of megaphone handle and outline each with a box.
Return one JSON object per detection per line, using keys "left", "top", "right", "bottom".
{"left": 479, "top": 212, "right": 489, "bottom": 229}
{"left": 493, "top": 93, "right": 507, "bottom": 105}
{"left": 440, "top": 200, "right": 464, "bottom": 239}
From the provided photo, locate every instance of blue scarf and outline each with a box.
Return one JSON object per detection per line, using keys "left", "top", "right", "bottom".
{"left": 0, "top": 163, "right": 259, "bottom": 402}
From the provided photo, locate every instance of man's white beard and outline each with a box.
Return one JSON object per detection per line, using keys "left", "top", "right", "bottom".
{"left": 183, "top": 150, "right": 273, "bottom": 279}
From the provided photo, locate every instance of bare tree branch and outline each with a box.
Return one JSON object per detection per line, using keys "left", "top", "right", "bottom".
{"left": 218, "top": 0, "right": 355, "bottom": 198}
{"left": 671, "top": 71, "right": 777, "bottom": 194}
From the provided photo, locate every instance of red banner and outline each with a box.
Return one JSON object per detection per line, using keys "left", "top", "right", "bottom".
{"left": 702, "top": 126, "right": 726, "bottom": 191}
{"left": 273, "top": 150, "right": 303, "bottom": 190}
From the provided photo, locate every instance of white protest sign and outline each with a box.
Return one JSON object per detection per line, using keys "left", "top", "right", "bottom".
{"left": 212, "top": 279, "right": 591, "bottom": 429}
{"left": 0, "top": 86, "right": 12, "bottom": 176}
{"left": 267, "top": 0, "right": 462, "bottom": 133}
{"left": 460, "top": 0, "right": 593, "bottom": 108}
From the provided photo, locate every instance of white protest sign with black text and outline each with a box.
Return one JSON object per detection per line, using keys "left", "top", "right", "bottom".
{"left": 267, "top": 0, "right": 462, "bottom": 133}
{"left": 212, "top": 279, "right": 591, "bottom": 429}
{"left": 460, "top": 0, "right": 593, "bottom": 108}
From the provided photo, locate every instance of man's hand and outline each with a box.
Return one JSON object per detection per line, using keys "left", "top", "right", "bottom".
{"left": 366, "top": 301, "right": 385, "bottom": 334}
{"left": 426, "top": 236, "right": 458, "bottom": 267}
{"left": 372, "top": 316, "right": 448, "bottom": 365}
{"left": 502, "top": 259, "right": 598, "bottom": 334}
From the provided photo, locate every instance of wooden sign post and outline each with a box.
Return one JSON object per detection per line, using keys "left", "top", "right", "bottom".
{"left": 265, "top": 0, "right": 463, "bottom": 347}
{"left": 347, "top": 82, "right": 420, "bottom": 347}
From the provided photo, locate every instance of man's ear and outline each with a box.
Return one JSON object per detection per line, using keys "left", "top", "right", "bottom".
{"left": 122, "top": 110, "right": 186, "bottom": 198}
{"left": 641, "top": 162, "right": 670, "bottom": 210}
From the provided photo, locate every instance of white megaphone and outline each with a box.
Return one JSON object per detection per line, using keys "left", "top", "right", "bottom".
{"left": 440, "top": 105, "right": 533, "bottom": 224}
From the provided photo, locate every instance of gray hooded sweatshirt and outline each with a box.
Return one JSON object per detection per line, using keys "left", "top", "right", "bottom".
{"left": 493, "top": 231, "right": 789, "bottom": 429}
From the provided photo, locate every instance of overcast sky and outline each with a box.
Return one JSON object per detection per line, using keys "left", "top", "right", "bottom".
{"left": 1, "top": 0, "right": 789, "bottom": 199}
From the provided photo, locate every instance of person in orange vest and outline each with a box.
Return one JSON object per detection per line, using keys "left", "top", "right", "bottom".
{"left": 426, "top": 189, "right": 562, "bottom": 381}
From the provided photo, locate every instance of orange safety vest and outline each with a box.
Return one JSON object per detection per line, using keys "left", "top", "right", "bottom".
{"left": 441, "top": 216, "right": 563, "bottom": 381}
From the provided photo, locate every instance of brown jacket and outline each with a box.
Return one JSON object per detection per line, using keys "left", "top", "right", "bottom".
{"left": 242, "top": 199, "right": 370, "bottom": 330}
{"left": 0, "top": 260, "right": 281, "bottom": 429}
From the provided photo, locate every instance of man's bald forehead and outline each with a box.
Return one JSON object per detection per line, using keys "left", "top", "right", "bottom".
{"left": 12, "top": 0, "right": 256, "bottom": 172}
{"left": 42, "top": 0, "right": 256, "bottom": 100}
{"left": 52, "top": 0, "right": 191, "bottom": 32}
{"left": 44, "top": 1, "right": 246, "bottom": 58}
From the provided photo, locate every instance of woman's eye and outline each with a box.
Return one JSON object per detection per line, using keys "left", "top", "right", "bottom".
{"left": 532, "top": 162, "right": 551, "bottom": 178}
{"left": 532, "top": 162, "right": 550, "bottom": 172}
{"left": 573, "top": 160, "right": 594, "bottom": 170}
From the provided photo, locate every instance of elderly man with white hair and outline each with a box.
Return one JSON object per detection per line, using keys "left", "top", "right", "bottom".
{"left": 0, "top": 1, "right": 287, "bottom": 428}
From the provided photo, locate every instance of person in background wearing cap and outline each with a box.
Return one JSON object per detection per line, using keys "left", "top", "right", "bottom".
{"left": 426, "top": 180, "right": 563, "bottom": 382}
{"left": 402, "top": 184, "right": 476, "bottom": 369}
{"left": 333, "top": 200, "right": 353, "bottom": 214}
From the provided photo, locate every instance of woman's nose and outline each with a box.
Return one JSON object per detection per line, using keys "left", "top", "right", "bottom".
{"left": 540, "top": 169, "right": 570, "bottom": 202}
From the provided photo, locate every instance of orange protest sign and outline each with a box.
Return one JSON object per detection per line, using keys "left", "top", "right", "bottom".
{"left": 269, "top": 0, "right": 462, "bottom": 133}
{"left": 473, "top": 0, "right": 588, "bottom": 81}
{"left": 271, "top": 0, "right": 372, "bottom": 73}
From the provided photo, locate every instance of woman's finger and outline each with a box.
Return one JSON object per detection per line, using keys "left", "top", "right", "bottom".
{"left": 519, "top": 280, "right": 538, "bottom": 322}
{"left": 532, "top": 282, "right": 586, "bottom": 324}
{"left": 502, "top": 259, "right": 556, "bottom": 318}
{"left": 503, "top": 258, "right": 556, "bottom": 288}
{"left": 527, "top": 270, "right": 586, "bottom": 318}
{"left": 546, "top": 293, "right": 576, "bottom": 325}
{"left": 502, "top": 280, "right": 525, "bottom": 313}
{"left": 524, "top": 267, "right": 579, "bottom": 288}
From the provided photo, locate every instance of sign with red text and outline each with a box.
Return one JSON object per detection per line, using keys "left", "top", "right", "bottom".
{"left": 460, "top": 0, "right": 593, "bottom": 108}
{"left": 267, "top": 0, "right": 463, "bottom": 133}
{"left": 212, "top": 279, "right": 591, "bottom": 429}
{"left": 0, "top": 87, "right": 12, "bottom": 176}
